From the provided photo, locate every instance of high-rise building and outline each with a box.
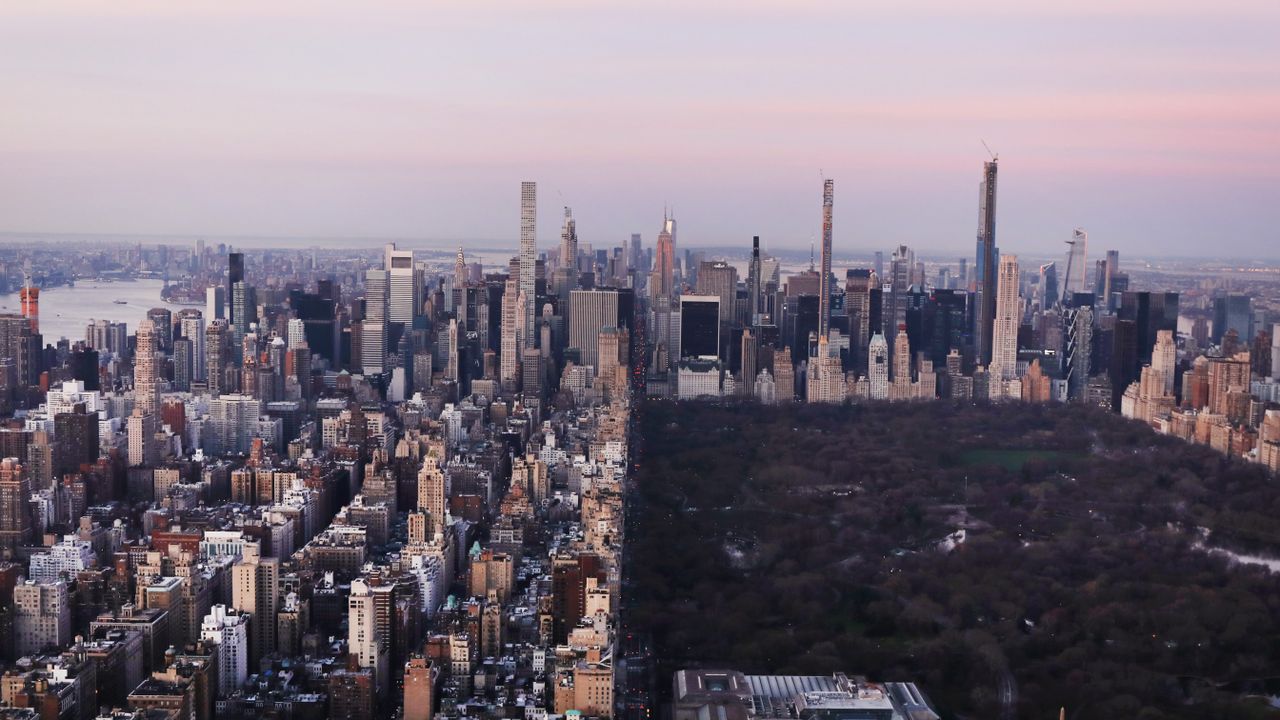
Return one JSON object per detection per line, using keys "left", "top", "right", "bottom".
{"left": 892, "top": 325, "right": 912, "bottom": 398}
{"left": 740, "top": 328, "right": 758, "bottom": 396}
{"left": 887, "top": 245, "right": 913, "bottom": 344}
{"left": 19, "top": 270, "right": 39, "bottom": 334}
{"left": 207, "top": 394, "right": 262, "bottom": 456}
{"left": 0, "top": 457, "right": 32, "bottom": 556}
{"left": 773, "top": 346, "right": 795, "bottom": 402}
{"left": 819, "top": 179, "right": 834, "bottom": 339}
{"left": 135, "top": 318, "right": 161, "bottom": 415}
{"left": 384, "top": 243, "right": 418, "bottom": 326}
{"left": 127, "top": 408, "right": 159, "bottom": 467}
{"left": 227, "top": 252, "right": 244, "bottom": 325}
{"left": 231, "top": 280, "right": 257, "bottom": 342}
{"left": 1062, "top": 228, "right": 1088, "bottom": 299}
{"left": 147, "top": 307, "right": 173, "bottom": 350}
{"left": 559, "top": 206, "right": 578, "bottom": 277}
{"left": 974, "top": 158, "right": 998, "bottom": 366}
{"left": 1151, "top": 329, "right": 1177, "bottom": 396}
{"left": 363, "top": 268, "right": 389, "bottom": 375}
{"left": 520, "top": 181, "right": 538, "bottom": 348}
{"left": 55, "top": 403, "right": 99, "bottom": 475}
{"left": 206, "top": 286, "right": 226, "bottom": 322}
{"left": 1272, "top": 323, "right": 1280, "bottom": 381}
{"left": 404, "top": 656, "right": 437, "bottom": 720}
{"left": 348, "top": 578, "right": 388, "bottom": 696}
{"left": 205, "top": 320, "right": 229, "bottom": 396}
{"left": 990, "top": 254, "right": 1020, "bottom": 381}
{"left": 1212, "top": 295, "right": 1254, "bottom": 344}
{"left": 445, "top": 318, "right": 459, "bottom": 383}
{"left": 677, "top": 295, "right": 720, "bottom": 361}
{"left": 569, "top": 289, "right": 620, "bottom": 369}
{"left": 500, "top": 278, "right": 522, "bottom": 389}
{"left": 231, "top": 545, "right": 279, "bottom": 660}
{"left": 695, "top": 261, "right": 738, "bottom": 326}
{"left": 868, "top": 333, "right": 889, "bottom": 400}
{"left": 653, "top": 213, "right": 676, "bottom": 304}
{"left": 747, "top": 236, "right": 763, "bottom": 323}
{"left": 1039, "top": 262, "right": 1058, "bottom": 312}
{"left": 201, "top": 604, "right": 249, "bottom": 696}
{"left": 14, "top": 578, "right": 71, "bottom": 656}
{"left": 417, "top": 454, "right": 447, "bottom": 538}
{"left": 1101, "top": 250, "right": 1119, "bottom": 309}
{"left": 179, "top": 312, "right": 206, "bottom": 381}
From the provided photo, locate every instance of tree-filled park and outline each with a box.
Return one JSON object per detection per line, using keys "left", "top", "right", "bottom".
{"left": 628, "top": 400, "right": 1280, "bottom": 720}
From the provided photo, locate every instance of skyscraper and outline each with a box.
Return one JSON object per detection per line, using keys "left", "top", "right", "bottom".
{"left": 520, "top": 181, "right": 538, "bottom": 348}
{"left": 232, "top": 544, "right": 279, "bottom": 660}
{"left": 135, "top": 318, "right": 161, "bottom": 415}
{"left": 1062, "top": 228, "right": 1089, "bottom": 299}
{"left": 677, "top": 295, "right": 720, "bottom": 361}
{"left": 0, "top": 457, "right": 32, "bottom": 557}
{"left": 1151, "top": 329, "right": 1177, "bottom": 396}
{"left": 19, "top": 269, "right": 39, "bottom": 334}
{"left": 868, "top": 333, "right": 889, "bottom": 400}
{"left": 417, "top": 453, "right": 446, "bottom": 537}
{"left": 500, "top": 278, "right": 521, "bottom": 389}
{"left": 1102, "top": 250, "right": 1120, "bottom": 310}
{"left": 740, "top": 328, "right": 758, "bottom": 397}
{"left": 231, "top": 280, "right": 257, "bottom": 341}
{"left": 1063, "top": 304, "right": 1093, "bottom": 401}
{"left": 201, "top": 605, "right": 249, "bottom": 696}
{"left": 891, "top": 325, "right": 912, "bottom": 399}
{"left": 179, "top": 311, "right": 206, "bottom": 381}
{"left": 990, "top": 254, "right": 1020, "bottom": 381}
{"left": 747, "top": 236, "right": 762, "bottom": 323}
{"left": 695, "top": 261, "right": 737, "bottom": 326}
{"left": 569, "top": 289, "right": 620, "bottom": 369}
{"left": 362, "top": 268, "right": 389, "bottom": 375}
{"left": 559, "top": 206, "right": 578, "bottom": 276}
{"left": 206, "top": 320, "right": 228, "bottom": 396}
{"left": 652, "top": 212, "right": 676, "bottom": 304}
{"left": 227, "top": 252, "right": 244, "bottom": 326}
{"left": 1039, "top": 262, "right": 1058, "bottom": 312}
{"left": 974, "top": 158, "right": 998, "bottom": 366}
{"left": 384, "top": 244, "right": 417, "bottom": 326}
{"left": 1212, "top": 295, "right": 1253, "bottom": 344}
{"left": 819, "top": 179, "right": 834, "bottom": 339}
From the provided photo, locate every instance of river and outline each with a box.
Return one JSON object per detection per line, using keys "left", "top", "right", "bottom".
{"left": 0, "top": 278, "right": 169, "bottom": 343}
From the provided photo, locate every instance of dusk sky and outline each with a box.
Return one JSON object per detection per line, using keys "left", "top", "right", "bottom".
{"left": 2, "top": 1, "right": 1278, "bottom": 258}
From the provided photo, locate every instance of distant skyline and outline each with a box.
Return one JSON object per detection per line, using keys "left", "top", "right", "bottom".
{"left": 2, "top": 1, "right": 1278, "bottom": 258}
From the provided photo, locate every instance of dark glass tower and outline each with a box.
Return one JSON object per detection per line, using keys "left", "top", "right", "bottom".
{"left": 974, "top": 159, "right": 998, "bottom": 366}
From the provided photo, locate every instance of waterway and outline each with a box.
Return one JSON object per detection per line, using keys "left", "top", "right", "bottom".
{"left": 0, "top": 278, "right": 168, "bottom": 343}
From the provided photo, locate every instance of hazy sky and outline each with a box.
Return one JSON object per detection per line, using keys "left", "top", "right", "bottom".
{"left": 2, "top": 1, "right": 1278, "bottom": 258}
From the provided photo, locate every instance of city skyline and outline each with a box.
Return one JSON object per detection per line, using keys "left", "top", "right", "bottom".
{"left": 2, "top": 4, "right": 1280, "bottom": 719}
{"left": 2, "top": 2, "right": 1279, "bottom": 257}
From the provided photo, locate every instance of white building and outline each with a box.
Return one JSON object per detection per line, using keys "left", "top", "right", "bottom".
{"left": 202, "top": 604, "right": 250, "bottom": 695}
{"left": 677, "top": 359, "right": 721, "bottom": 400}
{"left": 868, "top": 333, "right": 889, "bottom": 400}
{"left": 754, "top": 368, "right": 777, "bottom": 404}
{"left": 348, "top": 578, "right": 388, "bottom": 695}
{"left": 28, "top": 536, "right": 94, "bottom": 582}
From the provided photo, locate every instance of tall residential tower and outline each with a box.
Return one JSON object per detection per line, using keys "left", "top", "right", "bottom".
{"left": 520, "top": 182, "right": 538, "bottom": 348}
{"left": 974, "top": 158, "right": 998, "bottom": 366}
{"left": 819, "top": 179, "right": 834, "bottom": 339}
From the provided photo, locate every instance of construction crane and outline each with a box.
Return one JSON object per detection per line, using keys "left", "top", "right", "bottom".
{"left": 982, "top": 139, "right": 998, "bottom": 162}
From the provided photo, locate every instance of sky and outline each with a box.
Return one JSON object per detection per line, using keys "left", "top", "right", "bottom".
{"left": 1, "top": 0, "right": 1278, "bottom": 258}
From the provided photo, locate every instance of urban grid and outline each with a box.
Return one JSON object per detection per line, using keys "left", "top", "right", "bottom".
{"left": 1, "top": 3, "right": 1279, "bottom": 719}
